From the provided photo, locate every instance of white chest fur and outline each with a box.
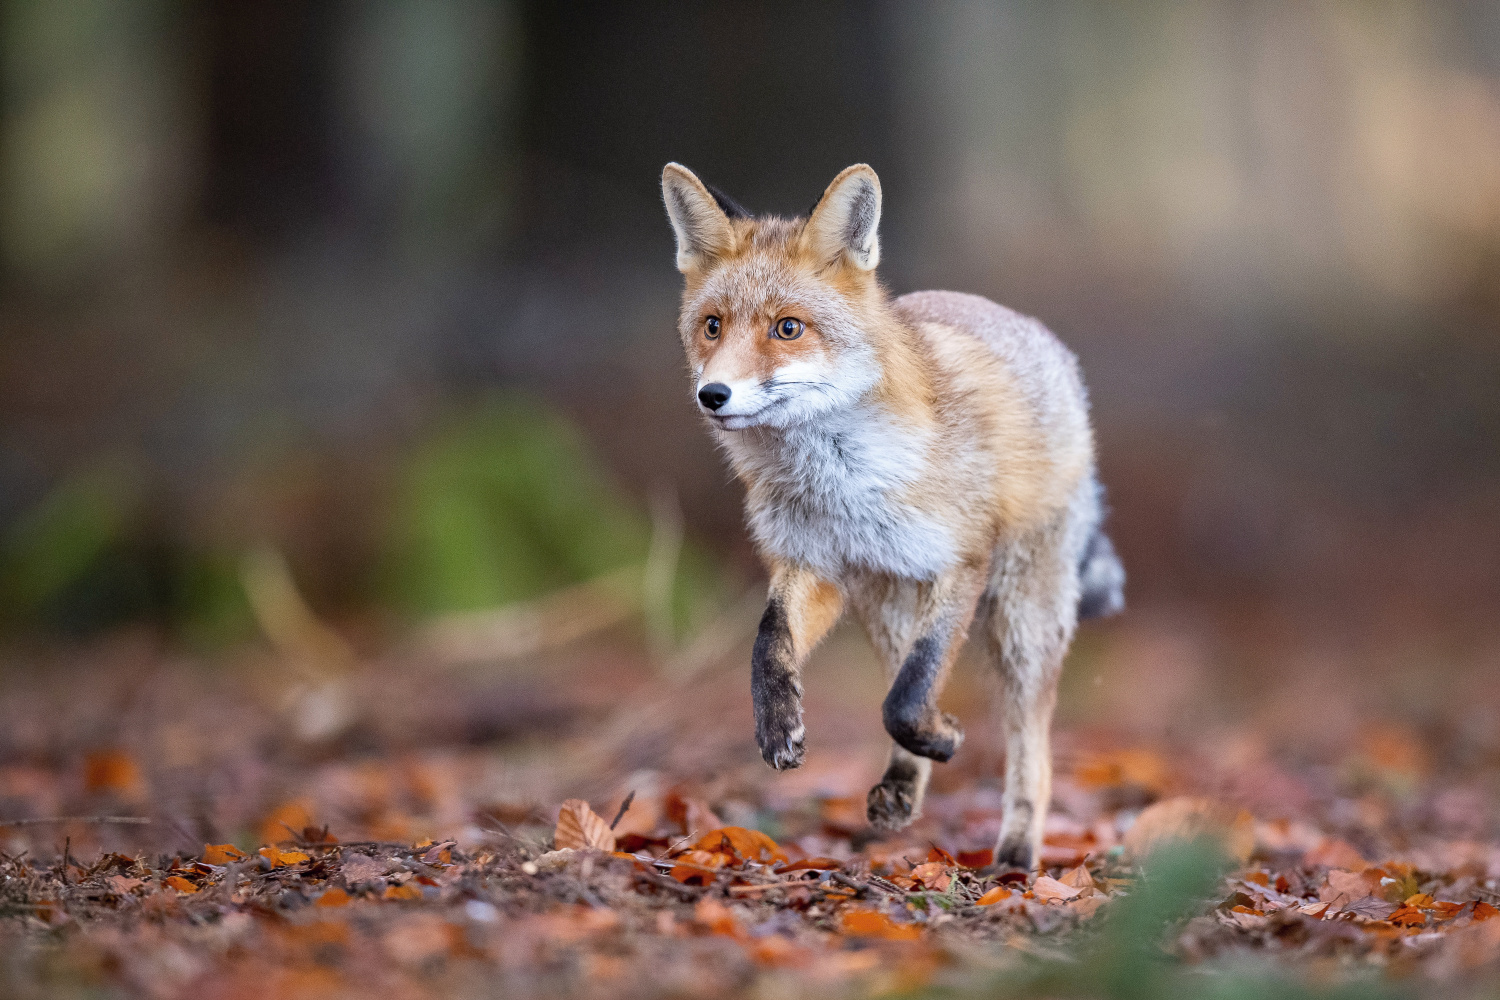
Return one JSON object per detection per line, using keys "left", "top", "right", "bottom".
{"left": 722, "top": 407, "right": 956, "bottom": 580}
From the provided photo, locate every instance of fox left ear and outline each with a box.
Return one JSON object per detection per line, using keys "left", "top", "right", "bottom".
{"left": 805, "top": 164, "right": 881, "bottom": 270}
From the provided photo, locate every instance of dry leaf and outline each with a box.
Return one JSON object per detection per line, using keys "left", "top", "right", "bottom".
{"left": 957, "top": 849, "right": 993, "bottom": 869}
{"left": 1389, "top": 905, "right": 1426, "bottom": 926}
{"left": 975, "top": 886, "right": 1012, "bottom": 905}
{"left": 202, "top": 843, "right": 246, "bottom": 865}
{"left": 840, "top": 908, "right": 921, "bottom": 940}
{"left": 342, "top": 854, "right": 388, "bottom": 882}
{"left": 1123, "top": 797, "right": 1254, "bottom": 863}
{"left": 1473, "top": 901, "right": 1500, "bottom": 922}
{"left": 382, "top": 884, "right": 422, "bottom": 901}
{"left": 316, "top": 887, "right": 350, "bottom": 907}
{"left": 1059, "top": 864, "right": 1097, "bottom": 891}
{"left": 163, "top": 875, "right": 198, "bottom": 894}
{"left": 777, "top": 857, "right": 843, "bottom": 873}
{"left": 1321, "top": 868, "right": 1380, "bottom": 905}
{"left": 690, "top": 827, "right": 787, "bottom": 864}
{"left": 106, "top": 875, "right": 143, "bottom": 895}
{"left": 1303, "top": 838, "right": 1369, "bottom": 871}
{"left": 84, "top": 750, "right": 145, "bottom": 798}
{"left": 258, "top": 848, "right": 310, "bottom": 868}
{"left": 1032, "top": 875, "right": 1082, "bottom": 903}
{"left": 555, "top": 799, "right": 616, "bottom": 851}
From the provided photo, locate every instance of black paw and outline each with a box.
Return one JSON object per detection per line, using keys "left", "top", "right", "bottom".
{"left": 866, "top": 778, "right": 920, "bottom": 831}
{"left": 756, "top": 712, "right": 805, "bottom": 771}
{"left": 980, "top": 837, "right": 1034, "bottom": 876}
{"left": 882, "top": 709, "right": 965, "bottom": 763}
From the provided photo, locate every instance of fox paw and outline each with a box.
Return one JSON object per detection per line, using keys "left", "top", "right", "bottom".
{"left": 866, "top": 778, "right": 921, "bottom": 831}
{"left": 979, "top": 836, "right": 1035, "bottom": 877}
{"left": 756, "top": 715, "right": 805, "bottom": 771}
{"left": 883, "top": 710, "right": 964, "bottom": 763}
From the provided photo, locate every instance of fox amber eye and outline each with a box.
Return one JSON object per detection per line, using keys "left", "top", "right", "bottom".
{"left": 704, "top": 316, "right": 721, "bottom": 339}
{"left": 774, "top": 318, "right": 804, "bottom": 340}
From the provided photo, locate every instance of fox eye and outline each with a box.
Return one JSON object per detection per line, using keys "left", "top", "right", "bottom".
{"left": 704, "top": 316, "right": 721, "bottom": 339}
{"left": 774, "top": 318, "right": 804, "bottom": 340}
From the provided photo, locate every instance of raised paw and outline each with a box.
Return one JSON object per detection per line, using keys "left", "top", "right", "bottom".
{"left": 756, "top": 712, "right": 805, "bottom": 771}
{"left": 882, "top": 707, "right": 965, "bottom": 763}
{"left": 866, "top": 777, "right": 920, "bottom": 831}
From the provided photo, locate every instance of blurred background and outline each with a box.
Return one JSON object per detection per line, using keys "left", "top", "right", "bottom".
{"left": 1, "top": 0, "right": 1498, "bottom": 742}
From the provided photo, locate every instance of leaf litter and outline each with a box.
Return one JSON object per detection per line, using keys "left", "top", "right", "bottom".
{"left": 3, "top": 641, "right": 1500, "bottom": 998}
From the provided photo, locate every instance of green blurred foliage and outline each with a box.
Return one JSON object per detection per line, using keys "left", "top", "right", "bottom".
{"left": 909, "top": 840, "right": 1408, "bottom": 1000}
{"left": 383, "top": 395, "right": 723, "bottom": 635}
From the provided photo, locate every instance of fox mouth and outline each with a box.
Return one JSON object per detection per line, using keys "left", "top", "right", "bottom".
{"left": 704, "top": 408, "right": 770, "bottom": 429}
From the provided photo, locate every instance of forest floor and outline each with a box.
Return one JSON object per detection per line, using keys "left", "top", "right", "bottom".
{"left": 3, "top": 604, "right": 1500, "bottom": 999}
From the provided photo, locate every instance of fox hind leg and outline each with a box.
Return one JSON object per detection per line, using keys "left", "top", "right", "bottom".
{"left": 984, "top": 515, "right": 1086, "bottom": 872}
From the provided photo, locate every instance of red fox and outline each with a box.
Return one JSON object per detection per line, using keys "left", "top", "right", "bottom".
{"left": 661, "top": 163, "right": 1124, "bottom": 871}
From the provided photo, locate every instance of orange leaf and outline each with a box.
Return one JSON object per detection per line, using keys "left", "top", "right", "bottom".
{"left": 1033, "top": 875, "right": 1082, "bottom": 903}
{"left": 1474, "top": 901, "right": 1500, "bottom": 922}
{"left": 957, "top": 849, "right": 993, "bottom": 869}
{"left": 164, "top": 875, "right": 198, "bottom": 894}
{"left": 689, "top": 827, "right": 787, "bottom": 865}
{"left": 1432, "top": 901, "right": 1466, "bottom": 919}
{"left": 694, "top": 898, "right": 744, "bottom": 938}
{"left": 382, "top": 883, "right": 422, "bottom": 901}
{"left": 258, "top": 847, "right": 310, "bottom": 868}
{"left": 926, "top": 844, "right": 958, "bottom": 866}
{"left": 554, "top": 799, "right": 616, "bottom": 851}
{"left": 1389, "top": 905, "right": 1426, "bottom": 927}
{"left": 202, "top": 843, "right": 246, "bottom": 865}
{"left": 840, "top": 907, "right": 921, "bottom": 940}
{"left": 258, "top": 800, "right": 314, "bottom": 846}
{"left": 777, "top": 857, "right": 843, "bottom": 873}
{"left": 1123, "top": 797, "right": 1253, "bottom": 863}
{"left": 315, "top": 887, "right": 350, "bottom": 907}
{"left": 84, "top": 750, "right": 145, "bottom": 798}
{"left": 1404, "top": 893, "right": 1435, "bottom": 909}
{"left": 975, "top": 886, "right": 1012, "bottom": 906}
{"left": 910, "top": 861, "right": 949, "bottom": 887}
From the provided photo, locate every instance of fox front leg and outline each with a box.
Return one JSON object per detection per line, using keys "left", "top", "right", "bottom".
{"left": 751, "top": 565, "right": 843, "bottom": 770}
{"left": 880, "top": 566, "right": 988, "bottom": 763}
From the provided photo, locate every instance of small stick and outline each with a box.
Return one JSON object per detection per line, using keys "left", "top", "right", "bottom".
{"left": 0, "top": 816, "right": 151, "bottom": 828}
{"left": 609, "top": 791, "right": 636, "bottom": 831}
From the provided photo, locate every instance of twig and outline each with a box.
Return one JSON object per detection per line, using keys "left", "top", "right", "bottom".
{"left": 609, "top": 791, "right": 636, "bottom": 831}
{"left": 0, "top": 816, "right": 151, "bottom": 828}
{"left": 832, "top": 871, "right": 888, "bottom": 897}
{"left": 635, "top": 871, "right": 705, "bottom": 899}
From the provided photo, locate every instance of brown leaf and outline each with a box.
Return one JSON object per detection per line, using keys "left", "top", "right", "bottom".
{"left": 1473, "top": 901, "right": 1500, "bottom": 922}
{"left": 106, "top": 875, "right": 143, "bottom": 895}
{"left": 1321, "top": 868, "right": 1380, "bottom": 905}
{"left": 1123, "top": 797, "right": 1253, "bottom": 863}
{"left": 554, "top": 799, "right": 616, "bottom": 851}
{"left": 382, "top": 883, "right": 422, "bottom": 901}
{"left": 342, "top": 854, "right": 388, "bottom": 883}
{"left": 1059, "top": 864, "right": 1097, "bottom": 891}
{"left": 1389, "top": 905, "right": 1426, "bottom": 927}
{"left": 957, "top": 849, "right": 994, "bottom": 869}
{"left": 1033, "top": 875, "right": 1082, "bottom": 903}
{"left": 315, "top": 887, "right": 350, "bottom": 907}
{"left": 776, "top": 857, "right": 843, "bottom": 873}
{"left": 975, "top": 886, "right": 1012, "bottom": 906}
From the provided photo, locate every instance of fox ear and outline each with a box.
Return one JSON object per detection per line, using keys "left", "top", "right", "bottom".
{"left": 805, "top": 164, "right": 881, "bottom": 271}
{"left": 662, "top": 163, "right": 736, "bottom": 272}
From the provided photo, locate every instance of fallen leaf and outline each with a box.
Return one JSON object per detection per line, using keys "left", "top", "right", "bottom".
{"left": 1123, "top": 797, "right": 1254, "bottom": 863}
{"left": 926, "top": 844, "right": 958, "bottom": 866}
{"left": 382, "top": 883, "right": 422, "bottom": 901}
{"left": 84, "top": 750, "right": 145, "bottom": 799}
{"left": 554, "top": 799, "right": 616, "bottom": 851}
{"left": 315, "top": 887, "right": 350, "bottom": 907}
{"left": 690, "top": 827, "right": 787, "bottom": 864}
{"left": 1303, "top": 838, "right": 1369, "bottom": 871}
{"left": 693, "top": 898, "right": 744, "bottom": 938}
{"left": 1390, "top": 905, "right": 1426, "bottom": 927}
{"left": 975, "top": 886, "right": 1012, "bottom": 905}
{"left": 258, "top": 848, "right": 311, "bottom": 868}
{"left": 1071, "top": 895, "right": 1107, "bottom": 918}
{"left": 1032, "top": 875, "right": 1082, "bottom": 903}
{"left": 1299, "top": 901, "right": 1330, "bottom": 918}
{"left": 106, "top": 875, "right": 143, "bottom": 895}
{"left": 840, "top": 907, "right": 921, "bottom": 940}
{"left": 202, "top": 843, "right": 246, "bottom": 865}
{"left": 665, "top": 792, "right": 723, "bottom": 837}
{"left": 776, "top": 857, "right": 843, "bottom": 873}
{"left": 1321, "top": 869, "right": 1380, "bottom": 905}
{"left": 1059, "top": 864, "right": 1097, "bottom": 891}
{"left": 164, "top": 875, "right": 198, "bottom": 894}
{"left": 1473, "top": 901, "right": 1500, "bottom": 922}
{"left": 957, "top": 849, "right": 993, "bottom": 869}
{"left": 342, "top": 854, "right": 388, "bottom": 882}
{"left": 909, "top": 861, "right": 951, "bottom": 890}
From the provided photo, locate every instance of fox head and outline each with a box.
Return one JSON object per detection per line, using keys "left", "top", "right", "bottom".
{"left": 662, "top": 163, "right": 888, "bottom": 431}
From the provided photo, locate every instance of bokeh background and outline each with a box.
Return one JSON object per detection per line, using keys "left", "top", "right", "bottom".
{"left": 2, "top": 0, "right": 1499, "bottom": 747}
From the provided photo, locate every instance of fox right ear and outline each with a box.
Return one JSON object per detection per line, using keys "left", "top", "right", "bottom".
{"left": 662, "top": 163, "right": 736, "bottom": 273}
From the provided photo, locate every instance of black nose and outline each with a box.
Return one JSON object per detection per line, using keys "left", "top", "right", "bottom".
{"left": 698, "top": 382, "right": 731, "bottom": 411}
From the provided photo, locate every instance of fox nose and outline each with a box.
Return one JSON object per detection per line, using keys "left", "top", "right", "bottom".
{"left": 698, "top": 383, "right": 731, "bottom": 411}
